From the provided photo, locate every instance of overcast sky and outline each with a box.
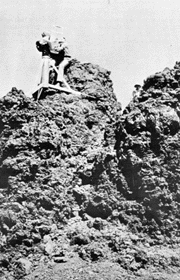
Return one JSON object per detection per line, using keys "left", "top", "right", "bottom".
{"left": 0, "top": 0, "right": 180, "bottom": 108}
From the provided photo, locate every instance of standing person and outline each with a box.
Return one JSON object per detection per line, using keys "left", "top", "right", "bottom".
{"left": 132, "top": 84, "right": 141, "bottom": 100}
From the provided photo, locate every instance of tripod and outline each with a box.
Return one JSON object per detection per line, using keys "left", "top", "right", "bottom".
{"left": 31, "top": 55, "right": 78, "bottom": 100}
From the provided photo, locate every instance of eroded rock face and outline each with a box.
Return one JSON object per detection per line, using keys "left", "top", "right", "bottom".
{"left": 0, "top": 61, "right": 121, "bottom": 219}
{"left": 1, "top": 60, "right": 180, "bottom": 279}
{"left": 0, "top": 61, "right": 123, "bottom": 279}
{"left": 117, "top": 62, "right": 180, "bottom": 238}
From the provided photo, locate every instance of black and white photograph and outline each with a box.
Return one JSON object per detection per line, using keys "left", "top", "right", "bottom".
{"left": 0, "top": 0, "right": 180, "bottom": 279}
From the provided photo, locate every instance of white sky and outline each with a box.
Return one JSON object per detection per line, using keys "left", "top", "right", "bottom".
{"left": 0, "top": 0, "right": 180, "bottom": 108}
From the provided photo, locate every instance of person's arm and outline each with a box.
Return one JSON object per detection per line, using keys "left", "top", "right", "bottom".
{"left": 49, "top": 41, "right": 67, "bottom": 54}
{"left": 57, "top": 41, "right": 67, "bottom": 52}
{"left": 36, "top": 41, "right": 43, "bottom": 52}
{"left": 41, "top": 36, "right": 51, "bottom": 44}
{"left": 132, "top": 90, "right": 136, "bottom": 98}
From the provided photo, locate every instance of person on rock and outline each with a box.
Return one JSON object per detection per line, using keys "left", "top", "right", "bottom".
{"left": 132, "top": 84, "right": 141, "bottom": 100}
{"left": 48, "top": 37, "right": 71, "bottom": 89}
{"left": 36, "top": 32, "right": 72, "bottom": 91}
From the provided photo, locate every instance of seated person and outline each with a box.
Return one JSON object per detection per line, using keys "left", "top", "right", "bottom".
{"left": 48, "top": 37, "right": 71, "bottom": 88}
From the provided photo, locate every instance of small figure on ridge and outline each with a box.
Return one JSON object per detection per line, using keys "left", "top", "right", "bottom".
{"left": 132, "top": 84, "right": 141, "bottom": 100}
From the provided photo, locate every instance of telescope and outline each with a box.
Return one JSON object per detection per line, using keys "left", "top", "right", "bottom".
{"left": 31, "top": 26, "right": 78, "bottom": 100}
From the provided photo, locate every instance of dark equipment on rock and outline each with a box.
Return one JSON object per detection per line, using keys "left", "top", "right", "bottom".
{"left": 31, "top": 26, "right": 79, "bottom": 100}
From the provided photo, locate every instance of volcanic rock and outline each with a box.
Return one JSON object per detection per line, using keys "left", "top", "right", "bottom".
{"left": 1, "top": 59, "right": 180, "bottom": 279}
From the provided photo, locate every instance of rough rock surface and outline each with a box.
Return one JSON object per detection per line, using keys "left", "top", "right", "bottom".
{"left": 117, "top": 62, "right": 180, "bottom": 239}
{"left": 1, "top": 60, "right": 180, "bottom": 279}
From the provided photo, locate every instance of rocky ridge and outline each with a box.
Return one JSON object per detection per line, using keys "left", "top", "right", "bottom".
{"left": 0, "top": 60, "right": 180, "bottom": 279}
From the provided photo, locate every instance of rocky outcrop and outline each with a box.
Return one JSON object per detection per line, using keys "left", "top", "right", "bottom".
{"left": 116, "top": 62, "right": 180, "bottom": 239}
{"left": 1, "top": 60, "right": 180, "bottom": 279}
{"left": 0, "top": 61, "right": 123, "bottom": 279}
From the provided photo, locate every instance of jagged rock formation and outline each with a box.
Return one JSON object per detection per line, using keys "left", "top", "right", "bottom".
{"left": 1, "top": 60, "right": 180, "bottom": 279}
{"left": 117, "top": 62, "right": 180, "bottom": 239}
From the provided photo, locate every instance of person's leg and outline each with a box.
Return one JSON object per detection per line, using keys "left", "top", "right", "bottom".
{"left": 56, "top": 58, "right": 70, "bottom": 84}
